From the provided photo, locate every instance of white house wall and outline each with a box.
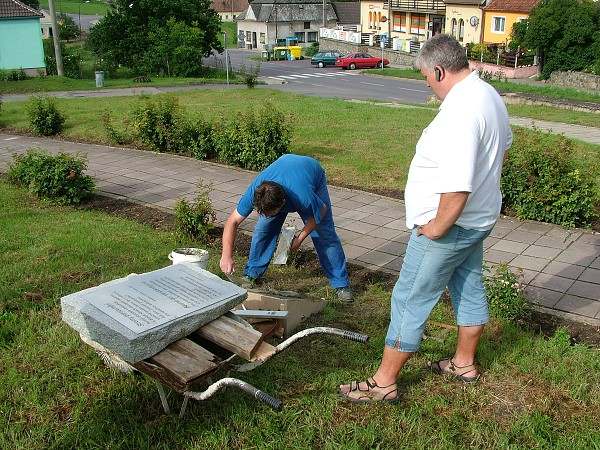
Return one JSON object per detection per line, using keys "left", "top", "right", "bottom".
{"left": 445, "top": 5, "right": 482, "bottom": 45}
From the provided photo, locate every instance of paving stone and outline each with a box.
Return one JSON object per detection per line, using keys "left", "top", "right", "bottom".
{"left": 510, "top": 255, "right": 550, "bottom": 272}
{"left": 342, "top": 244, "right": 371, "bottom": 259}
{"left": 578, "top": 267, "right": 600, "bottom": 284}
{"left": 542, "top": 261, "right": 586, "bottom": 280}
{"left": 522, "top": 245, "right": 562, "bottom": 260}
{"left": 525, "top": 286, "right": 562, "bottom": 308}
{"left": 361, "top": 214, "right": 397, "bottom": 227}
{"left": 567, "top": 280, "right": 600, "bottom": 299}
{"left": 490, "top": 240, "right": 529, "bottom": 254}
{"left": 483, "top": 249, "right": 517, "bottom": 264}
{"left": 555, "top": 251, "right": 596, "bottom": 266}
{"left": 339, "top": 210, "right": 370, "bottom": 220}
{"left": 554, "top": 295, "right": 600, "bottom": 318}
{"left": 376, "top": 240, "right": 407, "bottom": 256}
{"left": 504, "top": 230, "right": 541, "bottom": 244}
{"left": 357, "top": 250, "right": 398, "bottom": 266}
{"left": 514, "top": 221, "right": 553, "bottom": 235}
{"left": 530, "top": 273, "right": 575, "bottom": 292}
{"left": 342, "top": 221, "right": 379, "bottom": 234}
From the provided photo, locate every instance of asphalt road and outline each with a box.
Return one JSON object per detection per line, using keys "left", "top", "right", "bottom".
{"left": 207, "top": 49, "right": 433, "bottom": 104}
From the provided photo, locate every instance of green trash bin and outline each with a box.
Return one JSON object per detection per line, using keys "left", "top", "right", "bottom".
{"left": 273, "top": 47, "right": 289, "bottom": 61}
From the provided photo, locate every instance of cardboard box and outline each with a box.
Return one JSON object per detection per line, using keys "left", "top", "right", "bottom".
{"left": 233, "top": 290, "right": 327, "bottom": 338}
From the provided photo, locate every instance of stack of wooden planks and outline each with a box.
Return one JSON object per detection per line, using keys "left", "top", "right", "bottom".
{"left": 133, "top": 313, "right": 277, "bottom": 393}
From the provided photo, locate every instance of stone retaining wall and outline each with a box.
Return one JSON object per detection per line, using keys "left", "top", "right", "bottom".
{"left": 549, "top": 71, "right": 600, "bottom": 92}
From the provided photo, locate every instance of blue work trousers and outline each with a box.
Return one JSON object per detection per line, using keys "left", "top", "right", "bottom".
{"left": 244, "top": 176, "right": 350, "bottom": 288}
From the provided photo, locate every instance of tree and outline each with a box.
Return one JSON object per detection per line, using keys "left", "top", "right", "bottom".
{"left": 87, "top": 0, "right": 223, "bottom": 76}
{"left": 58, "top": 13, "right": 80, "bottom": 42}
{"left": 524, "top": 0, "right": 600, "bottom": 79}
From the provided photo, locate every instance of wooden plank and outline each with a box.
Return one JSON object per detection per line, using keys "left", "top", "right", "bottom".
{"left": 195, "top": 315, "right": 264, "bottom": 360}
{"left": 249, "top": 341, "right": 277, "bottom": 362}
{"left": 148, "top": 338, "right": 219, "bottom": 384}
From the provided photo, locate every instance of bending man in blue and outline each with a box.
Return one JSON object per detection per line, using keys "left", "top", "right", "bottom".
{"left": 219, "top": 154, "right": 353, "bottom": 302}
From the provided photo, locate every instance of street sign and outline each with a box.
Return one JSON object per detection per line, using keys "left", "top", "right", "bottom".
{"left": 380, "top": 34, "right": 388, "bottom": 42}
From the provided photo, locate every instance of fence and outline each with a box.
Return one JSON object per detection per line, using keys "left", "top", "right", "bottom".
{"left": 466, "top": 48, "right": 536, "bottom": 69}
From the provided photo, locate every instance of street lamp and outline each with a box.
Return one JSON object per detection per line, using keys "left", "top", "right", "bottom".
{"left": 223, "top": 32, "right": 229, "bottom": 85}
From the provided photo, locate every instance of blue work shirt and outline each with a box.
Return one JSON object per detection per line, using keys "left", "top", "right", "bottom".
{"left": 237, "top": 154, "right": 326, "bottom": 224}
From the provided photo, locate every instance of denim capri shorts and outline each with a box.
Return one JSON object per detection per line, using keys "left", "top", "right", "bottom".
{"left": 385, "top": 225, "right": 492, "bottom": 352}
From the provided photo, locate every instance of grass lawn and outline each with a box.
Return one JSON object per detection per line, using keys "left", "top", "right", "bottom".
{"left": 1, "top": 89, "right": 599, "bottom": 197}
{"left": 38, "top": 0, "right": 109, "bottom": 15}
{"left": 1, "top": 178, "right": 599, "bottom": 449}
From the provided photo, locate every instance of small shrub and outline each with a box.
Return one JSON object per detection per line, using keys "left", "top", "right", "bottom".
{"left": 174, "top": 180, "right": 216, "bottom": 241}
{"left": 0, "top": 68, "right": 29, "bottom": 81}
{"left": 238, "top": 63, "right": 261, "bottom": 88}
{"left": 483, "top": 263, "right": 529, "bottom": 322}
{"left": 132, "top": 94, "right": 181, "bottom": 153}
{"left": 215, "top": 104, "right": 290, "bottom": 170}
{"left": 502, "top": 128, "right": 598, "bottom": 228}
{"left": 27, "top": 96, "right": 66, "bottom": 136}
{"left": 101, "top": 111, "right": 133, "bottom": 145}
{"left": 7, "top": 149, "right": 95, "bottom": 205}
{"left": 304, "top": 43, "right": 319, "bottom": 57}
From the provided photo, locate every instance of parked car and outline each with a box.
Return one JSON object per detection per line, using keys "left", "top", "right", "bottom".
{"left": 310, "top": 50, "right": 343, "bottom": 68}
{"left": 335, "top": 53, "right": 390, "bottom": 70}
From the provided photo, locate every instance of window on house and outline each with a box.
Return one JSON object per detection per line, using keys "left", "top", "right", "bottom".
{"left": 295, "top": 32, "right": 306, "bottom": 43}
{"left": 307, "top": 31, "right": 318, "bottom": 42}
{"left": 411, "top": 13, "right": 426, "bottom": 35}
{"left": 260, "top": 33, "right": 266, "bottom": 44}
{"left": 304, "top": 21, "right": 310, "bottom": 30}
{"left": 451, "top": 19, "right": 457, "bottom": 38}
{"left": 492, "top": 16, "right": 506, "bottom": 33}
{"left": 393, "top": 12, "right": 406, "bottom": 32}
{"left": 459, "top": 19, "right": 464, "bottom": 42}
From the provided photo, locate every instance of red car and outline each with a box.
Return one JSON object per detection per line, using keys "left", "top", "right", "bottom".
{"left": 335, "top": 52, "right": 390, "bottom": 70}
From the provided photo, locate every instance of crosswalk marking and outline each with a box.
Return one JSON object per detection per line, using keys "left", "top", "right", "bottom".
{"left": 269, "top": 72, "right": 358, "bottom": 82}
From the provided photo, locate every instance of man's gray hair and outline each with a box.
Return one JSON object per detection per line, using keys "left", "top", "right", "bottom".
{"left": 415, "top": 34, "right": 469, "bottom": 73}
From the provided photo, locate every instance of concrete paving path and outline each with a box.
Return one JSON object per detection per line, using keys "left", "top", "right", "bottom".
{"left": 1, "top": 131, "right": 598, "bottom": 327}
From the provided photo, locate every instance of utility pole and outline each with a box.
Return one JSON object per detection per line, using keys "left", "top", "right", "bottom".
{"left": 48, "top": 0, "right": 64, "bottom": 75}
{"left": 322, "top": 0, "right": 326, "bottom": 28}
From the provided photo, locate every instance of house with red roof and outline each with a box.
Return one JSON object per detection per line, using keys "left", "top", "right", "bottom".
{"left": 210, "top": 0, "right": 249, "bottom": 22}
{"left": 482, "top": 0, "right": 538, "bottom": 45}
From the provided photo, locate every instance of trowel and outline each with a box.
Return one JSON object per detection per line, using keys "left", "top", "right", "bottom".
{"left": 225, "top": 272, "right": 251, "bottom": 288}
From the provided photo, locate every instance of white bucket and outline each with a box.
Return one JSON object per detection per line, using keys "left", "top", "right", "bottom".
{"left": 168, "top": 248, "right": 209, "bottom": 270}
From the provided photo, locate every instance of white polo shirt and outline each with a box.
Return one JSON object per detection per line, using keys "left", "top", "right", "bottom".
{"left": 405, "top": 70, "right": 513, "bottom": 231}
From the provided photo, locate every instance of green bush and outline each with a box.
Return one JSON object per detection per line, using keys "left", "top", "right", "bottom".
{"left": 131, "top": 95, "right": 217, "bottom": 158}
{"left": 101, "top": 110, "right": 133, "bottom": 145}
{"left": 174, "top": 180, "right": 216, "bottom": 241}
{"left": 238, "top": 63, "right": 261, "bottom": 88}
{"left": 27, "top": 96, "right": 66, "bottom": 136}
{"left": 7, "top": 149, "right": 95, "bottom": 205}
{"left": 215, "top": 105, "right": 290, "bottom": 170}
{"left": 304, "top": 43, "right": 319, "bottom": 57}
{"left": 0, "top": 68, "right": 30, "bottom": 81}
{"left": 483, "top": 263, "right": 530, "bottom": 322}
{"left": 43, "top": 40, "right": 80, "bottom": 79}
{"left": 132, "top": 94, "right": 180, "bottom": 152}
{"left": 501, "top": 128, "right": 598, "bottom": 228}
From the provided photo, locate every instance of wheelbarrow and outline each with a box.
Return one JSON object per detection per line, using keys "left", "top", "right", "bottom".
{"left": 84, "top": 313, "right": 369, "bottom": 417}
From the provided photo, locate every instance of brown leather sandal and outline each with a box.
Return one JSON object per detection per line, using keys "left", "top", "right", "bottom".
{"left": 338, "top": 377, "right": 400, "bottom": 404}
{"left": 429, "top": 358, "right": 480, "bottom": 383}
